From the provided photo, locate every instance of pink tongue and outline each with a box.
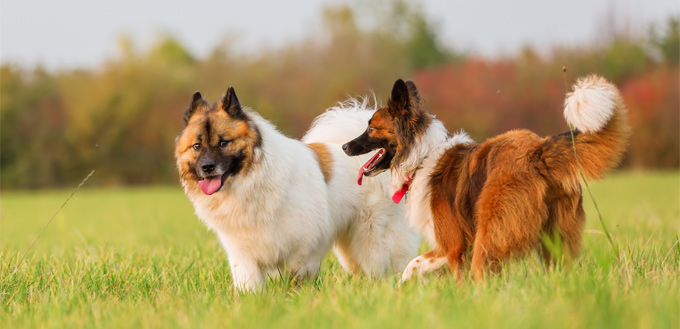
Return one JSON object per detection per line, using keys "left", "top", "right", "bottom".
{"left": 357, "top": 149, "right": 384, "bottom": 186}
{"left": 198, "top": 177, "right": 223, "bottom": 195}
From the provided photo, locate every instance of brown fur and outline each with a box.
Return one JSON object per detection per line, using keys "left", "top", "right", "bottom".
{"left": 351, "top": 77, "right": 630, "bottom": 282}
{"left": 430, "top": 107, "right": 627, "bottom": 281}
{"left": 343, "top": 79, "right": 434, "bottom": 175}
{"left": 175, "top": 90, "right": 260, "bottom": 197}
{"left": 367, "top": 111, "right": 397, "bottom": 138}
{"left": 307, "top": 143, "right": 334, "bottom": 183}
{"left": 388, "top": 80, "right": 433, "bottom": 166}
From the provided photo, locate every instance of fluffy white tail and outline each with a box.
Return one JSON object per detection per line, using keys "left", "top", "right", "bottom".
{"left": 563, "top": 75, "right": 620, "bottom": 133}
{"left": 302, "top": 97, "right": 376, "bottom": 145}
{"left": 545, "top": 75, "right": 630, "bottom": 183}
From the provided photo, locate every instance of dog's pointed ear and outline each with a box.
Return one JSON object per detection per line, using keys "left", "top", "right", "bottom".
{"left": 388, "top": 79, "right": 411, "bottom": 117}
{"left": 184, "top": 91, "right": 205, "bottom": 125}
{"left": 222, "top": 86, "right": 247, "bottom": 120}
{"left": 404, "top": 80, "right": 421, "bottom": 103}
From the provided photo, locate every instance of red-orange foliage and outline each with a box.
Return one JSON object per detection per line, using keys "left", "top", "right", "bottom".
{"left": 621, "top": 67, "right": 679, "bottom": 168}
{"left": 1, "top": 8, "right": 677, "bottom": 189}
{"left": 413, "top": 61, "right": 678, "bottom": 169}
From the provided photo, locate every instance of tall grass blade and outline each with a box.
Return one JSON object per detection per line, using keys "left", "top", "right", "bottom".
{"left": 12, "top": 170, "right": 95, "bottom": 273}
{"left": 562, "top": 67, "right": 619, "bottom": 256}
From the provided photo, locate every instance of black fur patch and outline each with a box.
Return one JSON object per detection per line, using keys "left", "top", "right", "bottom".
{"left": 184, "top": 91, "right": 208, "bottom": 125}
{"left": 343, "top": 129, "right": 395, "bottom": 174}
{"left": 552, "top": 129, "right": 580, "bottom": 141}
{"left": 226, "top": 151, "right": 246, "bottom": 177}
{"left": 222, "top": 87, "right": 249, "bottom": 121}
{"left": 252, "top": 124, "right": 262, "bottom": 149}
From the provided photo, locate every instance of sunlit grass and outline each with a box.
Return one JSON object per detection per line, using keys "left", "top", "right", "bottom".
{"left": 1, "top": 171, "right": 678, "bottom": 328}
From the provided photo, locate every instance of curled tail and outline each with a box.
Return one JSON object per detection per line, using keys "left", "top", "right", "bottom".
{"left": 543, "top": 75, "right": 630, "bottom": 186}
{"left": 302, "top": 97, "right": 376, "bottom": 144}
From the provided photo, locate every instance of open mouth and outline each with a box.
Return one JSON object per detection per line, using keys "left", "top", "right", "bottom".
{"left": 197, "top": 173, "right": 228, "bottom": 195}
{"left": 357, "top": 148, "right": 386, "bottom": 185}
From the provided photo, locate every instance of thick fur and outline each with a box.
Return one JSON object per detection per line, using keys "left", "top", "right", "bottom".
{"left": 343, "top": 75, "right": 630, "bottom": 283}
{"left": 176, "top": 92, "right": 418, "bottom": 291}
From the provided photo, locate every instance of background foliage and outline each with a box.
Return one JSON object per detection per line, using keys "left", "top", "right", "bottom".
{"left": 1, "top": 2, "right": 678, "bottom": 189}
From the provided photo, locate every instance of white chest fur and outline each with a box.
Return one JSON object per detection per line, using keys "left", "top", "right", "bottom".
{"left": 402, "top": 132, "right": 473, "bottom": 249}
{"left": 404, "top": 174, "right": 437, "bottom": 247}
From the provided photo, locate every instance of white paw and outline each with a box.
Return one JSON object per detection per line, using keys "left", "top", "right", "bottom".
{"left": 398, "top": 256, "right": 422, "bottom": 285}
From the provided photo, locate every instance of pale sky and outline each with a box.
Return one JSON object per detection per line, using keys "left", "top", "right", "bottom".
{"left": 1, "top": 0, "right": 677, "bottom": 70}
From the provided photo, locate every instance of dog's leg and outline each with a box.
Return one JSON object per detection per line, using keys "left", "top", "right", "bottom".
{"left": 471, "top": 228, "right": 496, "bottom": 282}
{"left": 333, "top": 235, "right": 362, "bottom": 275}
{"left": 399, "top": 250, "right": 448, "bottom": 284}
{"left": 398, "top": 190, "right": 468, "bottom": 284}
{"left": 430, "top": 196, "right": 468, "bottom": 283}
{"left": 338, "top": 205, "right": 419, "bottom": 277}
{"left": 553, "top": 192, "right": 586, "bottom": 261}
{"left": 540, "top": 191, "right": 586, "bottom": 265}
{"left": 294, "top": 262, "right": 321, "bottom": 282}
{"left": 472, "top": 176, "right": 549, "bottom": 281}
{"left": 539, "top": 224, "right": 557, "bottom": 266}
{"left": 229, "top": 257, "right": 264, "bottom": 292}
{"left": 216, "top": 233, "right": 265, "bottom": 291}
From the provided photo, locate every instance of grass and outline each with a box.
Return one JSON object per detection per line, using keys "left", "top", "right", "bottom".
{"left": 1, "top": 171, "right": 678, "bottom": 328}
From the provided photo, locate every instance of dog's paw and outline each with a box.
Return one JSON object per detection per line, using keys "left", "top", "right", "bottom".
{"left": 398, "top": 256, "right": 422, "bottom": 285}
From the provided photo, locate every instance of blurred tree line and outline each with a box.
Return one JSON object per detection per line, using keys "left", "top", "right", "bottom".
{"left": 1, "top": 1, "right": 678, "bottom": 189}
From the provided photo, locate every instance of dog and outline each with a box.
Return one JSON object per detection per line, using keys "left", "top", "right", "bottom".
{"left": 175, "top": 88, "right": 419, "bottom": 291}
{"left": 342, "top": 75, "right": 630, "bottom": 282}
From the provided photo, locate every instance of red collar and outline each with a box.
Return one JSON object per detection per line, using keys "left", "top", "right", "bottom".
{"left": 392, "top": 176, "right": 413, "bottom": 203}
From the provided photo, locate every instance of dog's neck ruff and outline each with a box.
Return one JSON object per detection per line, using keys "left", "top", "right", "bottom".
{"left": 392, "top": 126, "right": 474, "bottom": 204}
{"left": 390, "top": 119, "right": 448, "bottom": 194}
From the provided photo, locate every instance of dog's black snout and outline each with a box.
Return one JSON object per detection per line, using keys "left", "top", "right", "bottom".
{"left": 201, "top": 160, "right": 216, "bottom": 173}
{"left": 342, "top": 143, "right": 350, "bottom": 152}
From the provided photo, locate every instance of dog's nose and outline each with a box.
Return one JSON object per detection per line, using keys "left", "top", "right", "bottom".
{"left": 342, "top": 143, "right": 349, "bottom": 152}
{"left": 201, "top": 160, "right": 216, "bottom": 173}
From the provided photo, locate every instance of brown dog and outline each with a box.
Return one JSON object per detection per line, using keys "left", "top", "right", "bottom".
{"left": 342, "top": 75, "right": 630, "bottom": 282}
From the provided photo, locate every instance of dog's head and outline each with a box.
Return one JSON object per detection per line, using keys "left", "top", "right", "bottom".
{"left": 175, "top": 87, "right": 261, "bottom": 195}
{"left": 343, "top": 79, "right": 432, "bottom": 180}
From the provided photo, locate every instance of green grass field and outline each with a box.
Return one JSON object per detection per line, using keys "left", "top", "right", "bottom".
{"left": 1, "top": 171, "right": 678, "bottom": 328}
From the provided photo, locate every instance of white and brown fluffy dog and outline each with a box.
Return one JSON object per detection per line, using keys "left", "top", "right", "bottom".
{"left": 343, "top": 75, "right": 629, "bottom": 283}
{"left": 175, "top": 88, "right": 418, "bottom": 291}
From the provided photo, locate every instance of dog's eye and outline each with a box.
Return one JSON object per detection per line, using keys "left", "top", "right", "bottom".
{"left": 192, "top": 143, "right": 201, "bottom": 151}
{"left": 219, "top": 140, "right": 229, "bottom": 148}
{"left": 368, "top": 126, "right": 375, "bottom": 133}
